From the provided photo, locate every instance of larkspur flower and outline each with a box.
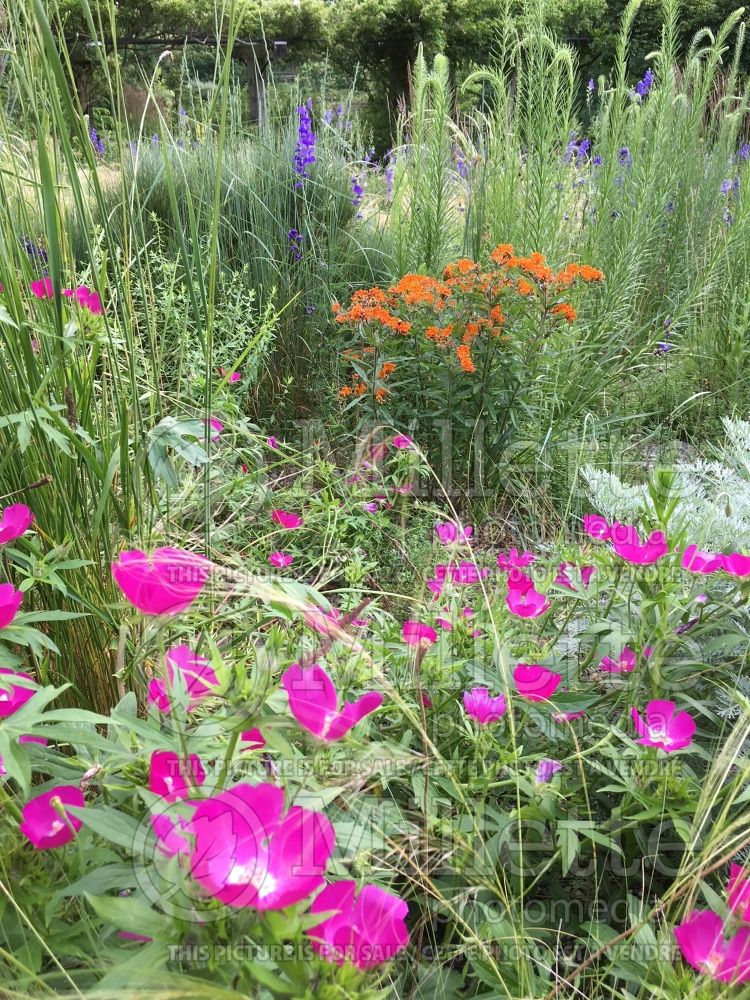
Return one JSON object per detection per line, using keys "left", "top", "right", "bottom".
{"left": 514, "top": 664, "right": 562, "bottom": 702}
{"left": 306, "top": 881, "right": 410, "bottom": 969}
{"left": 587, "top": 78, "right": 595, "bottom": 93}
{"left": 282, "top": 663, "right": 382, "bottom": 741}
{"left": 385, "top": 163, "right": 395, "bottom": 203}
{"left": 112, "top": 548, "right": 211, "bottom": 615}
{"left": 21, "top": 237, "right": 48, "bottom": 264}
{"left": 189, "top": 782, "right": 335, "bottom": 909}
{"left": 631, "top": 699, "right": 696, "bottom": 751}
{"left": 463, "top": 687, "right": 507, "bottom": 724}
{"left": 535, "top": 759, "right": 563, "bottom": 784}
{"left": 89, "top": 127, "right": 105, "bottom": 156}
{"left": 20, "top": 786, "right": 85, "bottom": 849}
{"left": 636, "top": 68, "right": 654, "bottom": 97}
{"left": 352, "top": 175, "right": 365, "bottom": 208}
{"left": 293, "top": 100, "right": 317, "bottom": 186}
{"left": 721, "top": 179, "right": 733, "bottom": 195}
{"left": 593, "top": 154, "right": 603, "bottom": 166}
{"left": 271, "top": 509, "right": 303, "bottom": 529}
{"left": 737, "top": 142, "right": 750, "bottom": 162}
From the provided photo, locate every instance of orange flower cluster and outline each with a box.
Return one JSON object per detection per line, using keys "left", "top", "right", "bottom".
{"left": 389, "top": 274, "right": 452, "bottom": 309}
{"left": 333, "top": 288, "right": 411, "bottom": 334}
{"left": 333, "top": 245, "right": 604, "bottom": 404}
{"left": 456, "top": 344, "right": 476, "bottom": 372}
{"left": 550, "top": 302, "right": 577, "bottom": 323}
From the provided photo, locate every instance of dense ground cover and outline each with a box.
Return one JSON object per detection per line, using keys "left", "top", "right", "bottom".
{"left": 2, "top": 0, "right": 750, "bottom": 997}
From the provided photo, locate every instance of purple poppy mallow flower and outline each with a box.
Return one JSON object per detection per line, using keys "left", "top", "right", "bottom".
{"left": 535, "top": 759, "right": 563, "bottom": 784}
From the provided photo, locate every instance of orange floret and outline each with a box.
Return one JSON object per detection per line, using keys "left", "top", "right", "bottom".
{"left": 379, "top": 362, "right": 397, "bottom": 379}
{"left": 339, "top": 385, "right": 353, "bottom": 399}
{"left": 375, "top": 387, "right": 388, "bottom": 403}
{"left": 390, "top": 274, "right": 451, "bottom": 309}
{"left": 425, "top": 323, "right": 454, "bottom": 343}
{"left": 551, "top": 302, "right": 577, "bottom": 323}
{"left": 490, "top": 243, "right": 515, "bottom": 265}
{"left": 457, "top": 344, "right": 476, "bottom": 372}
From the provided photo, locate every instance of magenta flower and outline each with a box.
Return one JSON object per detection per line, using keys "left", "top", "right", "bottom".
{"left": 552, "top": 709, "right": 585, "bottom": 724}
{"left": 392, "top": 435, "right": 413, "bottom": 449}
{"left": 370, "top": 442, "right": 389, "bottom": 462}
{"left": 555, "top": 562, "right": 595, "bottom": 590}
{"left": 728, "top": 864, "right": 750, "bottom": 920}
{"left": 205, "top": 417, "right": 223, "bottom": 441}
{"left": 0, "top": 584, "right": 22, "bottom": 628}
{"left": 362, "top": 501, "right": 378, "bottom": 513}
{"left": 63, "top": 285, "right": 102, "bottom": 314}
{"left": 513, "top": 664, "right": 562, "bottom": 702}
{"left": 463, "top": 687, "right": 507, "bottom": 724}
{"left": 497, "top": 547, "right": 536, "bottom": 570}
{"left": 19, "top": 785, "right": 84, "bottom": 849}
{"left": 152, "top": 806, "right": 196, "bottom": 859}
{"left": 282, "top": 663, "right": 383, "bottom": 741}
{"left": 268, "top": 551, "right": 294, "bottom": 568}
{"left": 609, "top": 523, "right": 669, "bottom": 564}
{"left": 19, "top": 735, "right": 48, "bottom": 746}
{"left": 0, "top": 504, "right": 34, "bottom": 544}
{"left": 583, "top": 514, "right": 610, "bottom": 540}
{"left": 723, "top": 553, "right": 750, "bottom": 578}
{"left": 402, "top": 621, "right": 438, "bottom": 647}
{"left": 306, "top": 881, "right": 410, "bottom": 969}
{"left": 112, "top": 547, "right": 211, "bottom": 615}
{"left": 189, "top": 782, "right": 335, "bottom": 909}
{"left": 535, "top": 759, "right": 563, "bottom": 784}
{"left": 118, "top": 932, "right": 153, "bottom": 943}
{"left": 436, "top": 616, "right": 452, "bottom": 630}
{"left": 271, "top": 509, "right": 303, "bottom": 529}
{"left": 0, "top": 668, "right": 36, "bottom": 717}
{"left": 219, "top": 367, "right": 242, "bottom": 382}
{"left": 240, "top": 728, "right": 266, "bottom": 751}
{"left": 450, "top": 562, "right": 489, "bottom": 585}
{"left": 506, "top": 574, "right": 550, "bottom": 618}
{"left": 30, "top": 278, "right": 53, "bottom": 299}
{"left": 682, "top": 544, "right": 723, "bottom": 574}
{"left": 631, "top": 699, "right": 696, "bottom": 751}
{"left": 149, "top": 750, "right": 206, "bottom": 800}
{"left": 435, "top": 521, "right": 473, "bottom": 545}
{"left": 674, "top": 910, "right": 750, "bottom": 983}
{"left": 600, "top": 646, "right": 637, "bottom": 673}
{"left": 267, "top": 436, "right": 279, "bottom": 449}
{"left": 148, "top": 644, "right": 219, "bottom": 713}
